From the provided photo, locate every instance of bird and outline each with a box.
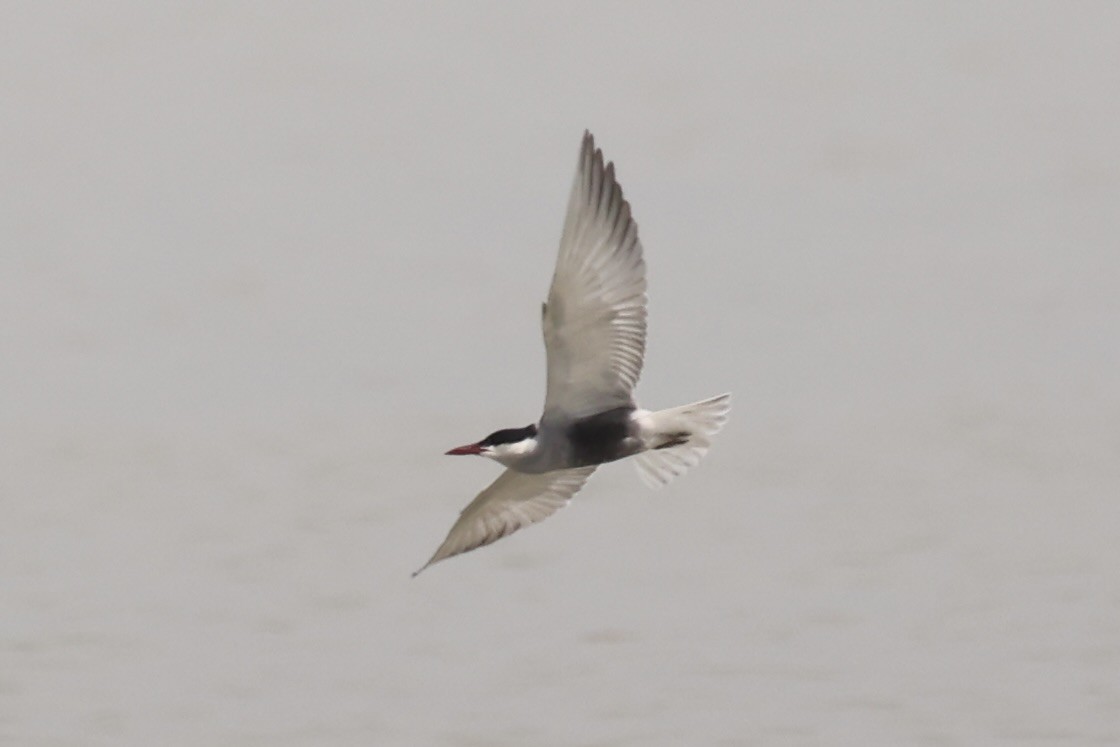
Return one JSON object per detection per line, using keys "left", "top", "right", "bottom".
{"left": 413, "top": 131, "right": 730, "bottom": 576}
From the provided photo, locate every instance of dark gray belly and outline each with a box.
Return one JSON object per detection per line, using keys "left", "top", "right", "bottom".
{"left": 565, "top": 406, "right": 641, "bottom": 467}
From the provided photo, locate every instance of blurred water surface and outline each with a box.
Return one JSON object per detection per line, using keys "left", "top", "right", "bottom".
{"left": 2, "top": 3, "right": 1118, "bottom": 745}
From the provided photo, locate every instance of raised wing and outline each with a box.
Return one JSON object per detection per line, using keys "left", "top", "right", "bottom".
{"left": 541, "top": 131, "right": 647, "bottom": 423}
{"left": 413, "top": 466, "right": 597, "bottom": 575}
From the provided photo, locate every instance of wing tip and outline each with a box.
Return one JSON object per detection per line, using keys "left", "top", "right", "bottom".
{"left": 412, "top": 556, "right": 436, "bottom": 577}
{"left": 575, "top": 131, "right": 632, "bottom": 230}
{"left": 580, "top": 131, "right": 596, "bottom": 173}
{"left": 580, "top": 130, "right": 610, "bottom": 177}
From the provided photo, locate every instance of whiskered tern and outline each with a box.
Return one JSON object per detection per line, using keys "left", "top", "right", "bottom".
{"left": 415, "top": 132, "right": 730, "bottom": 576}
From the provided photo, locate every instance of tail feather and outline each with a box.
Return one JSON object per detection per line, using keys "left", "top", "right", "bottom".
{"left": 633, "top": 393, "right": 731, "bottom": 488}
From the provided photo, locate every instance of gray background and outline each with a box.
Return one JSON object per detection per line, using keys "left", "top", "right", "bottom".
{"left": 3, "top": 3, "right": 1118, "bottom": 745}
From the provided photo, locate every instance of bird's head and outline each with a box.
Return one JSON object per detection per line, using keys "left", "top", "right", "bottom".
{"left": 446, "top": 424, "right": 539, "bottom": 466}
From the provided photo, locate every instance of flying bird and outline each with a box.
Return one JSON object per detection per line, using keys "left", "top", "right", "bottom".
{"left": 414, "top": 132, "right": 730, "bottom": 576}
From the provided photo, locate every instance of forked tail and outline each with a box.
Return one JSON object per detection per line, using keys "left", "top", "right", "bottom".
{"left": 633, "top": 393, "right": 731, "bottom": 488}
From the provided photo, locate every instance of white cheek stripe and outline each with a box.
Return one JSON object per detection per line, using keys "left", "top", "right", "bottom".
{"left": 486, "top": 437, "right": 539, "bottom": 466}
{"left": 500, "top": 438, "right": 537, "bottom": 457}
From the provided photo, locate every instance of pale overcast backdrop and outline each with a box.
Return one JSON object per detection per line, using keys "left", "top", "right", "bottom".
{"left": 2, "top": 3, "right": 1118, "bottom": 745}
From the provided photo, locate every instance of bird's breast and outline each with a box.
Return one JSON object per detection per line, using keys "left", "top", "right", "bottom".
{"left": 563, "top": 406, "right": 642, "bottom": 467}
